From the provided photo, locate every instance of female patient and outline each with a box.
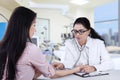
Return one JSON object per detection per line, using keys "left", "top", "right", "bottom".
{"left": 0, "top": 6, "right": 81, "bottom": 80}
{"left": 52, "top": 17, "right": 113, "bottom": 73}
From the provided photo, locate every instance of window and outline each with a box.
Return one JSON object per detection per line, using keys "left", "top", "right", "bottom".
{"left": 94, "top": 0, "right": 118, "bottom": 46}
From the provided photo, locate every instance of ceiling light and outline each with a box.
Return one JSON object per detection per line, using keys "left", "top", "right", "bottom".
{"left": 70, "top": 0, "right": 88, "bottom": 5}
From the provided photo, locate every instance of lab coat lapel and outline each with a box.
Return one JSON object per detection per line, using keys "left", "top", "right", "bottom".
{"left": 86, "top": 37, "right": 96, "bottom": 65}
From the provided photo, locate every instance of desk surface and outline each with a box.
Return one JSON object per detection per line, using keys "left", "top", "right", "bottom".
{"left": 37, "top": 70, "right": 120, "bottom": 80}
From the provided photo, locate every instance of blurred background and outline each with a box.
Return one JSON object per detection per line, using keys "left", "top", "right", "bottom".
{"left": 0, "top": 0, "right": 120, "bottom": 70}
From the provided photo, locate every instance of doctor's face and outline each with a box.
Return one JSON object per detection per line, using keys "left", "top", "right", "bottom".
{"left": 72, "top": 24, "right": 90, "bottom": 43}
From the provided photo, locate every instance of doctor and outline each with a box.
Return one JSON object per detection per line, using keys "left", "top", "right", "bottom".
{"left": 52, "top": 17, "right": 113, "bottom": 73}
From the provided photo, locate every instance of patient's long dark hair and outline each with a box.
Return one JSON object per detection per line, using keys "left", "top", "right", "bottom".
{"left": 0, "top": 6, "right": 36, "bottom": 80}
{"left": 73, "top": 17, "right": 105, "bottom": 43}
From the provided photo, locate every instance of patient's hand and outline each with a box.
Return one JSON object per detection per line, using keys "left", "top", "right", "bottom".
{"left": 34, "top": 69, "right": 42, "bottom": 79}
{"left": 52, "top": 62, "right": 64, "bottom": 70}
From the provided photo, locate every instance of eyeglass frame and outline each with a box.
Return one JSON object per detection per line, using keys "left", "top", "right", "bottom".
{"left": 71, "top": 29, "right": 89, "bottom": 35}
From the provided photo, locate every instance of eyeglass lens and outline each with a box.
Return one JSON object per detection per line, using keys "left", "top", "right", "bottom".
{"left": 71, "top": 29, "right": 88, "bottom": 35}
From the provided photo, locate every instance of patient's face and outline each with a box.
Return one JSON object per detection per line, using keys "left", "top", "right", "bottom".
{"left": 29, "top": 19, "right": 36, "bottom": 38}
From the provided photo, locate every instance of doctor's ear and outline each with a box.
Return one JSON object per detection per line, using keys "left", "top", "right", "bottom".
{"left": 88, "top": 29, "right": 91, "bottom": 33}
{"left": 88, "top": 30, "right": 91, "bottom": 37}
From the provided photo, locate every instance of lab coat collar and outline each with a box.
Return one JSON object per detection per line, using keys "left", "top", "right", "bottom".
{"left": 74, "top": 36, "right": 93, "bottom": 49}
{"left": 85, "top": 36, "right": 93, "bottom": 48}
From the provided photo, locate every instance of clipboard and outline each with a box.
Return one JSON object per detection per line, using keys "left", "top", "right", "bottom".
{"left": 74, "top": 71, "right": 109, "bottom": 78}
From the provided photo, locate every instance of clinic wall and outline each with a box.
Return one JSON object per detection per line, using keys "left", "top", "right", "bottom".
{"left": 0, "top": 6, "right": 11, "bottom": 22}
{"left": 0, "top": 6, "right": 94, "bottom": 43}
{"left": 75, "top": 7, "right": 94, "bottom": 28}
{"left": 33, "top": 8, "right": 94, "bottom": 43}
{"left": 33, "top": 9, "right": 72, "bottom": 43}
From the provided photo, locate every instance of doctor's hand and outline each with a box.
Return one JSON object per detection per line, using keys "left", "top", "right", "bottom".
{"left": 52, "top": 62, "right": 64, "bottom": 70}
{"left": 81, "top": 65, "right": 96, "bottom": 73}
{"left": 73, "top": 66, "right": 85, "bottom": 73}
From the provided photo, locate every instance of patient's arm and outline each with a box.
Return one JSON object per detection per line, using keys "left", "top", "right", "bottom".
{"left": 50, "top": 66, "right": 81, "bottom": 78}
{"left": 52, "top": 62, "right": 64, "bottom": 70}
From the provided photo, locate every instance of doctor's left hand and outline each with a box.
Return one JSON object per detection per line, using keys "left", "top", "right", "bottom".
{"left": 81, "top": 65, "right": 96, "bottom": 73}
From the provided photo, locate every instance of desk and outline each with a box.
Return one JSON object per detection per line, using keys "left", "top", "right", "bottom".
{"left": 37, "top": 70, "right": 120, "bottom": 80}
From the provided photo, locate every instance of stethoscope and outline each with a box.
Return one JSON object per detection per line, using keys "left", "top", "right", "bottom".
{"left": 72, "top": 38, "right": 102, "bottom": 68}
{"left": 72, "top": 39, "right": 88, "bottom": 68}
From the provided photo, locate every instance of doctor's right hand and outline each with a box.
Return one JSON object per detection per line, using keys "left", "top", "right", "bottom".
{"left": 52, "top": 62, "right": 64, "bottom": 70}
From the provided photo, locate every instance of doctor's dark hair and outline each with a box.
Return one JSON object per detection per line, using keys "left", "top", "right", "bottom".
{"left": 73, "top": 17, "right": 105, "bottom": 43}
{"left": 0, "top": 6, "right": 36, "bottom": 80}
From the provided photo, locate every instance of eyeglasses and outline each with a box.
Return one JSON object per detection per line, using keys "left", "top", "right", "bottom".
{"left": 71, "top": 29, "right": 88, "bottom": 35}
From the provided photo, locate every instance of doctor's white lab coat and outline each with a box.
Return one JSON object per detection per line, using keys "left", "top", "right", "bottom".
{"left": 62, "top": 37, "right": 113, "bottom": 72}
